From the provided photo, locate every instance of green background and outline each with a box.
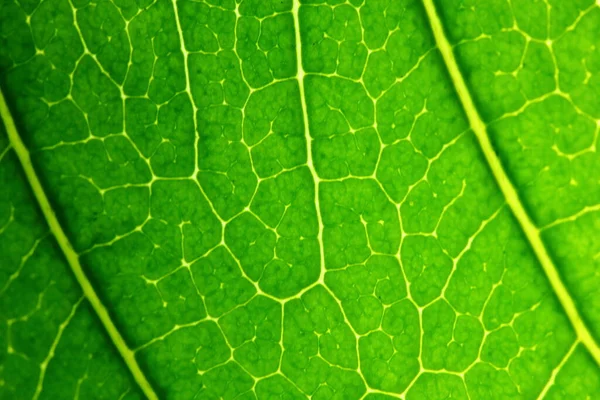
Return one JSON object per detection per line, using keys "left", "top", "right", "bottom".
{"left": 1, "top": 0, "right": 599, "bottom": 398}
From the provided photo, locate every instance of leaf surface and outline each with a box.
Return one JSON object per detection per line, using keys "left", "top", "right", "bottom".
{"left": 1, "top": 0, "right": 599, "bottom": 399}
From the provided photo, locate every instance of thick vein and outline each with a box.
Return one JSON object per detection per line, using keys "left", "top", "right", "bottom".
{"left": 292, "top": 0, "right": 326, "bottom": 283}
{"left": 0, "top": 88, "right": 159, "bottom": 400}
{"left": 420, "top": 0, "right": 600, "bottom": 367}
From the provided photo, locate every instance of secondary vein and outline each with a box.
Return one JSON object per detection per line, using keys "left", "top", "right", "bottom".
{"left": 421, "top": 0, "right": 600, "bottom": 367}
{"left": 292, "top": 0, "right": 327, "bottom": 284}
{"left": 0, "top": 88, "right": 159, "bottom": 400}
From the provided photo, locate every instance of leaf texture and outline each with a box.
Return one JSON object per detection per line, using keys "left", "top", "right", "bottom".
{"left": 0, "top": 0, "right": 599, "bottom": 399}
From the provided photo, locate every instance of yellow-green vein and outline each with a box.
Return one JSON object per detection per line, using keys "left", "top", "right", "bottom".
{"left": 0, "top": 87, "right": 159, "bottom": 400}
{"left": 421, "top": 0, "right": 600, "bottom": 367}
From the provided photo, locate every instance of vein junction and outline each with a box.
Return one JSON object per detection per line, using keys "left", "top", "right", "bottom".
{"left": 421, "top": 0, "right": 600, "bottom": 367}
{"left": 1, "top": 0, "right": 599, "bottom": 398}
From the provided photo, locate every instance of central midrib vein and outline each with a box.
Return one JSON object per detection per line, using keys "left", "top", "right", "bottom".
{"left": 421, "top": 0, "right": 600, "bottom": 366}
{"left": 0, "top": 89, "right": 159, "bottom": 400}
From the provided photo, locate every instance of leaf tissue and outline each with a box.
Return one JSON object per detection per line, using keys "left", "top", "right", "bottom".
{"left": 1, "top": 0, "right": 599, "bottom": 399}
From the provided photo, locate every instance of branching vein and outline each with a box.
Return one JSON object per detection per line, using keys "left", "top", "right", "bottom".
{"left": 0, "top": 88, "right": 159, "bottom": 400}
{"left": 421, "top": 0, "right": 600, "bottom": 367}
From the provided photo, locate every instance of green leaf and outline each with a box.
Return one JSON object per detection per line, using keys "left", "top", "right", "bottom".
{"left": 1, "top": 0, "right": 599, "bottom": 399}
